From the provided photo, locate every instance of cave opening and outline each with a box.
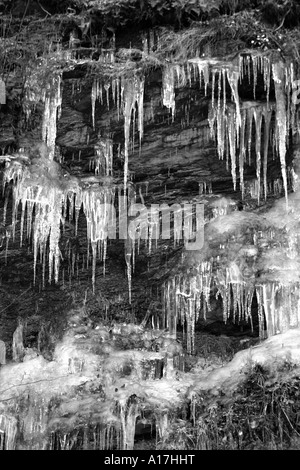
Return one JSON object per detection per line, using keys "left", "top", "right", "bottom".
{"left": 134, "top": 417, "right": 156, "bottom": 450}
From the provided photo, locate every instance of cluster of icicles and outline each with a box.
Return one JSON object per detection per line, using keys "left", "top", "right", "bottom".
{"left": 48, "top": 405, "right": 168, "bottom": 451}
{"left": 162, "top": 53, "right": 299, "bottom": 207}
{"left": 24, "top": 71, "right": 62, "bottom": 160}
{"left": 91, "top": 75, "right": 144, "bottom": 191}
{"left": 89, "top": 138, "right": 113, "bottom": 176}
{"left": 0, "top": 400, "right": 169, "bottom": 450}
{"left": 6, "top": 51, "right": 299, "bottom": 304}
{"left": 0, "top": 415, "right": 17, "bottom": 450}
{"left": 2, "top": 158, "right": 159, "bottom": 298}
{"left": 162, "top": 260, "right": 300, "bottom": 354}
{"left": 2, "top": 159, "right": 116, "bottom": 292}
{"left": 0, "top": 405, "right": 140, "bottom": 450}
{"left": 162, "top": 262, "right": 213, "bottom": 354}
{"left": 90, "top": 52, "right": 299, "bottom": 209}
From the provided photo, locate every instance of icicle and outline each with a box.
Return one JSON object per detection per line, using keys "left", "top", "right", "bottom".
{"left": 246, "top": 54, "right": 251, "bottom": 83}
{"left": 137, "top": 78, "right": 145, "bottom": 147}
{"left": 238, "top": 55, "right": 244, "bottom": 82}
{"left": 155, "top": 412, "right": 168, "bottom": 445}
{"left": 203, "top": 64, "right": 209, "bottom": 95}
{"left": 119, "top": 400, "right": 140, "bottom": 450}
{"left": 42, "top": 74, "right": 62, "bottom": 160}
{"left": 246, "top": 106, "right": 254, "bottom": 165}
{"left": 0, "top": 415, "right": 17, "bottom": 450}
{"left": 122, "top": 76, "right": 145, "bottom": 192}
{"left": 0, "top": 78, "right": 6, "bottom": 104}
{"left": 12, "top": 323, "right": 25, "bottom": 362}
{"left": 223, "top": 68, "right": 227, "bottom": 111}
{"left": 256, "top": 286, "right": 267, "bottom": 338}
{"left": 91, "top": 79, "right": 96, "bottom": 130}
{"left": 0, "top": 340, "right": 6, "bottom": 364}
{"left": 252, "top": 56, "right": 258, "bottom": 99}
{"left": 104, "top": 82, "right": 110, "bottom": 109}
{"left": 272, "top": 62, "right": 289, "bottom": 208}
{"left": 162, "top": 65, "right": 175, "bottom": 120}
{"left": 90, "top": 242, "right": 96, "bottom": 293}
{"left": 211, "top": 69, "right": 216, "bottom": 110}
{"left": 227, "top": 106, "right": 237, "bottom": 190}
{"left": 226, "top": 66, "right": 241, "bottom": 130}
{"left": 217, "top": 70, "right": 222, "bottom": 112}
{"left": 187, "top": 63, "right": 192, "bottom": 87}
{"left": 290, "top": 63, "right": 297, "bottom": 134}
{"left": 263, "top": 57, "right": 271, "bottom": 105}
{"left": 125, "top": 238, "right": 132, "bottom": 304}
{"left": 263, "top": 107, "right": 272, "bottom": 200}
{"left": 239, "top": 109, "right": 246, "bottom": 198}
{"left": 285, "top": 64, "right": 292, "bottom": 134}
{"left": 253, "top": 107, "right": 263, "bottom": 204}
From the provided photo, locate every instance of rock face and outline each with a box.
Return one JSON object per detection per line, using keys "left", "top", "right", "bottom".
{"left": 1, "top": 1, "right": 300, "bottom": 450}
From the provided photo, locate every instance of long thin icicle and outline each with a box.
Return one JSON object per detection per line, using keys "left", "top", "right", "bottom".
{"left": 272, "top": 62, "right": 289, "bottom": 208}
{"left": 42, "top": 74, "right": 62, "bottom": 160}
{"left": 253, "top": 107, "right": 263, "bottom": 204}
{"left": 263, "top": 107, "right": 272, "bottom": 200}
{"left": 122, "top": 76, "right": 145, "bottom": 192}
{"left": 239, "top": 109, "right": 246, "bottom": 198}
{"left": 162, "top": 65, "right": 175, "bottom": 119}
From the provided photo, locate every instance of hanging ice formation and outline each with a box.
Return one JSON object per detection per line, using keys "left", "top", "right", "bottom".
{"left": 164, "top": 258, "right": 300, "bottom": 350}
{"left": 206, "top": 54, "right": 281, "bottom": 200}
{"left": 213, "top": 269, "right": 299, "bottom": 341}
{"left": 125, "top": 235, "right": 132, "bottom": 304}
{"left": 118, "top": 399, "right": 140, "bottom": 450}
{"left": 162, "top": 60, "right": 210, "bottom": 118}
{"left": 3, "top": 158, "right": 71, "bottom": 286}
{"left": 162, "top": 65, "right": 176, "bottom": 119}
{"left": 12, "top": 324, "right": 25, "bottom": 362}
{"left": 209, "top": 94, "right": 281, "bottom": 203}
{"left": 162, "top": 262, "right": 213, "bottom": 354}
{"left": 272, "top": 61, "right": 289, "bottom": 208}
{"left": 82, "top": 186, "right": 116, "bottom": 292}
{"left": 199, "top": 180, "right": 213, "bottom": 195}
{"left": 91, "top": 78, "right": 102, "bottom": 130}
{"left": 163, "top": 263, "right": 257, "bottom": 352}
{"left": 41, "top": 74, "right": 62, "bottom": 160}
{"left": 91, "top": 77, "right": 121, "bottom": 129}
{"left": 214, "top": 266, "right": 256, "bottom": 330}
{"left": 0, "top": 340, "right": 6, "bottom": 365}
{"left": 91, "top": 73, "right": 145, "bottom": 194}
{"left": 47, "top": 398, "right": 144, "bottom": 450}
{"left": 124, "top": 183, "right": 137, "bottom": 304}
{"left": 188, "top": 59, "right": 210, "bottom": 95}
{"left": 165, "top": 54, "right": 299, "bottom": 205}
{"left": 246, "top": 176, "right": 285, "bottom": 200}
{"left": 90, "top": 138, "right": 113, "bottom": 176}
{"left": 255, "top": 283, "right": 300, "bottom": 338}
{"left": 2, "top": 155, "right": 117, "bottom": 291}
{"left": 0, "top": 78, "right": 6, "bottom": 104}
{"left": 122, "top": 75, "right": 145, "bottom": 192}
{"left": 0, "top": 415, "right": 18, "bottom": 450}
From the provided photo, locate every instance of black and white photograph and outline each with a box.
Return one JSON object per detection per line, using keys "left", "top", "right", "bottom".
{"left": 0, "top": 0, "right": 300, "bottom": 455}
